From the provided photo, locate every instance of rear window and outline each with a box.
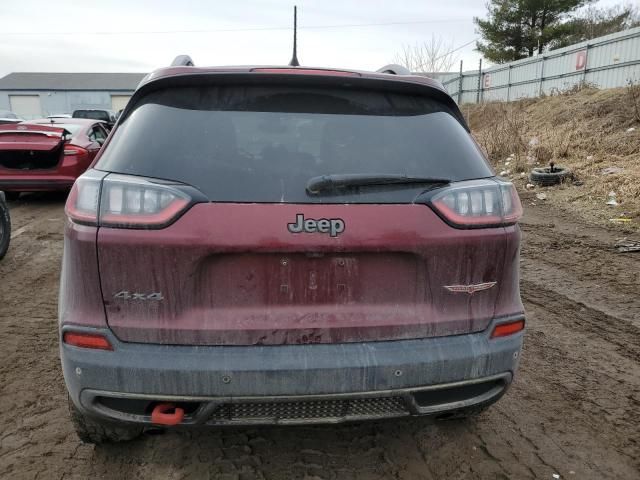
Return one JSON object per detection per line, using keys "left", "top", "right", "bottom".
{"left": 33, "top": 123, "right": 82, "bottom": 135}
{"left": 74, "top": 110, "right": 109, "bottom": 122}
{"left": 96, "top": 85, "right": 493, "bottom": 203}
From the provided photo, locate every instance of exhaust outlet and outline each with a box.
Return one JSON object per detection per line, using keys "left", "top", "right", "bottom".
{"left": 151, "top": 403, "right": 185, "bottom": 426}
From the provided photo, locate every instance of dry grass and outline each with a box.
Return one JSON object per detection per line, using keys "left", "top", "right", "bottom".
{"left": 466, "top": 86, "right": 640, "bottom": 230}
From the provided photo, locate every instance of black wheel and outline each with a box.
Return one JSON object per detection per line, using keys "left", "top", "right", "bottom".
{"left": 529, "top": 165, "right": 571, "bottom": 186}
{"left": 3, "top": 192, "right": 20, "bottom": 202}
{"left": 68, "top": 397, "right": 143, "bottom": 444}
{"left": 0, "top": 196, "right": 10, "bottom": 260}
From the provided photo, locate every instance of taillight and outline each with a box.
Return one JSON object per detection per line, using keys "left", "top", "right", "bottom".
{"left": 429, "top": 179, "right": 523, "bottom": 228}
{"left": 65, "top": 172, "right": 192, "bottom": 229}
{"left": 99, "top": 174, "right": 190, "bottom": 228}
{"left": 64, "top": 145, "right": 88, "bottom": 156}
{"left": 65, "top": 173, "right": 102, "bottom": 225}
{"left": 63, "top": 331, "right": 113, "bottom": 350}
{"left": 491, "top": 319, "right": 525, "bottom": 338}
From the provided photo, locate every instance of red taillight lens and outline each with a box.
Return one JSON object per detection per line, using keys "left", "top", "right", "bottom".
{"left": 99, "top": 174, "right": 190, "bottom": 228}
{"left": 63, "top": 331, "right": 113, "bottom": 350}
{"left": 65, "top": 172, "right": 192, "bottom": 229}
{"left": 430, "top": 179, "right": 523, "bottom": 228}
{"left": 64, "top": 145, "right": 89, "bottom": 156}
{"left": 65, "top": 174, "right": 102, "bottom": 225}
{"left": 491, "top": 319, "right": 525, "bottom": 338}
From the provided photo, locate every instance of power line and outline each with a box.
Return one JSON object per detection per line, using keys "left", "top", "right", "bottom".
{"left": 3, "top": 18, "right": 471, "bottom": 36}
{"left": 409, "top": 38, "right": 479, "bottom": 71}
{"left": 438, "top": 38, "right": 478, "bottom": 58}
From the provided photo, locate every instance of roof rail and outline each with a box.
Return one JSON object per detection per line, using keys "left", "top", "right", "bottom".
{"left": 376, "top": 64, "right": 411, "bottom": 75}
{"left": 171, "top": 55, "right": 195, "bottom": 67}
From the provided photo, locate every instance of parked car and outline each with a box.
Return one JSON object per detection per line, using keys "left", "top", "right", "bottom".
{"left": 0, "top": 191, "right": 10, "bottom": 260}
{"left": 72, "top": 109, "right": 117, "bottom": 129}
{"left": 60, "top": 60, "right": 525, "bottom": 444}
{"left": 48, "top": 114, "right": 72, "bottom": 119}
{"left": 0, "top": 111, "right": 22, "bottom": 125}
{"left": 0, "top": 118, "right": 109, "bottom": 198}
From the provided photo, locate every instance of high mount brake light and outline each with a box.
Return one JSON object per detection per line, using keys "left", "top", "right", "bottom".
{"left": 65, "top": 173, "right": 191, "bottom": 229}
{"left": 251, "top": 68, "right": 360, "bottom": 77}
{"left": 429, "top": 179, "right": 523, "bottom": 228}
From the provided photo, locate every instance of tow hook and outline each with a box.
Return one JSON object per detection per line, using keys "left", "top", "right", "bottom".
{"left": 151, "top": 403, "right": 185, "bottom": 426}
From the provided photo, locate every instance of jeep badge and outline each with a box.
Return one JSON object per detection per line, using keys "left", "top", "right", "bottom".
{"left": 288, "top": 214, "right": 345, "bottom": 237}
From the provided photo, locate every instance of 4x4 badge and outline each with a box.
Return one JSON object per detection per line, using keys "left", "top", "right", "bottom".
{"left": 288, "top": 214, "right": 345, "bottom": 237}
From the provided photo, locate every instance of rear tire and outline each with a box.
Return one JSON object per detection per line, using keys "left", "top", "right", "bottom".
{"left": 68, "top": 397, "right": 143, "bottom": 444}
{"left": 3, "top": 192, "right": 20, "bottom": 202}
{"left": 0, "top": 197, "right": 10, "bottom": 260}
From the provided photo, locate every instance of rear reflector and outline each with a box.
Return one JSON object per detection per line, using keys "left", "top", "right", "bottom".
{"left": 430, "top": 179, "right": 523, "bottom": 228}
{"left": 66, "top": 172, "right": 192, "bottom": 229}
{"left": 491, "top": 320, "right": 525, "bottom": 339}
{"left": 63, "top": 331, "right": 113, "bottom": 350}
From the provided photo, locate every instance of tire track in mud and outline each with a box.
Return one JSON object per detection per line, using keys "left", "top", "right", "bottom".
{"left": 521, "top": 280, "right": 640, "bottom": 361}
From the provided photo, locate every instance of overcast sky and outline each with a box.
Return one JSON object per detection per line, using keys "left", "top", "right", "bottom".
{"left": 0, "top": 0, "right": 624, "bottom": 78}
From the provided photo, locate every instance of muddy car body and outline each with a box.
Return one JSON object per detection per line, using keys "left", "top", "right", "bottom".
{"left": 59, "top": 62, "right": 525, "bottom": 443}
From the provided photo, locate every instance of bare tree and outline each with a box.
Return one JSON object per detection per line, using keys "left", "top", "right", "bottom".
{"left": 392, "top": 35, "right": 458, "bottom": 74}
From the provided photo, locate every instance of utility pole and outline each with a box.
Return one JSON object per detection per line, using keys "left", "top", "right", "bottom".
{"left": 458, "top": 60, "right": 463, "bottom": 104}
{"left": 476, "top": 58, "right": 482, "bottom": 104}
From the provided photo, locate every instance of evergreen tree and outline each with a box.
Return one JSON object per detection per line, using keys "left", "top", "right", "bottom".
{"left": 553, "top": 4, "right": 640, "bottom": 48}
{"left": 475, "top": 0, "right": 592, "bottom": 63}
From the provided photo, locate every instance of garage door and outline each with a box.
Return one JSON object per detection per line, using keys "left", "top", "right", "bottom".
{"left": 9, "top": 95, "right": 41, "bottom": 119}
{"left": 111, "top": 95, "right": 132, "bottom": 112}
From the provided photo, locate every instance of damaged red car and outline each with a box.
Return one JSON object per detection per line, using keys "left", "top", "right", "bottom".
{"left": 0, "top": 118, "right": 108, "bottom": 200}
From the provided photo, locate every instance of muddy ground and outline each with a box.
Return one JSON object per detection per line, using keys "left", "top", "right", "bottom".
{"left": 0, "top": 192, "right": 638, "bottom": 480}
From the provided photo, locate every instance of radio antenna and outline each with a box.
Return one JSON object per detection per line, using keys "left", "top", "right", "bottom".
{"left": 289, "top": 5, "right": 300, "bottom": 66}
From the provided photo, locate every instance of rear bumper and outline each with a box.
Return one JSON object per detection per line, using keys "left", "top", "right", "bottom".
{"left": 0, "top": 178, "right": 74, "bottom": 191}
{"left": 60, "top": 315, "right": 524, "bottom": 425}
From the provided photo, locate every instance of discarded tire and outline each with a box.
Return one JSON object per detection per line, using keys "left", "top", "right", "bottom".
{"left": 529, "top": 165, "right": 571, "bottom": 186}
{"left": 0, "top": 193, "right": 11, "bottom": 260}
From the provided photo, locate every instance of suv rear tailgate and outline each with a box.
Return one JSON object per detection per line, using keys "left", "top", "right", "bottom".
{"left": 97, "top": 203, "right": 510, "bottom": 345}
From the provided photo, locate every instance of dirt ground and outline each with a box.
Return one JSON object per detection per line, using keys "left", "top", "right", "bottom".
{"left": 1, "top": 191, "right": 638, "bottom": 480}
{"left": 466, "top": 87, "right": 640, "bottom": 229}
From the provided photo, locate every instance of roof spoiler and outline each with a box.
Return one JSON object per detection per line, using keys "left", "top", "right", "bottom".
{"left": 0, "top": 127, "right": 72, "bottom": 138}
{"left": 376, "top": 64, "right": 411, "bottom": 75}
{"left": 171, "top": 55, "right": 195, "bottom": 67}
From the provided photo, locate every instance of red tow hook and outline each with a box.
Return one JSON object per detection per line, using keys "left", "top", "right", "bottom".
{"left": 151, "top": 403, "right": 185, "bottom": 426}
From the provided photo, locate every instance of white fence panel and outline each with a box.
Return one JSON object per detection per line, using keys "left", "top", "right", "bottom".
{"left": 437, "top": 26, "right": 640, "bottom": 104}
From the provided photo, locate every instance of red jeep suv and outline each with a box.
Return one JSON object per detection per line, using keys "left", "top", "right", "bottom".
{"left": 59, "top": 59, "right": 525, "bottom": 444}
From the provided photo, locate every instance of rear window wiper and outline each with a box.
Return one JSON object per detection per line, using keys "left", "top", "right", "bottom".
{"left": 306, "top": 173, "right": 450, "bottom": 195}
